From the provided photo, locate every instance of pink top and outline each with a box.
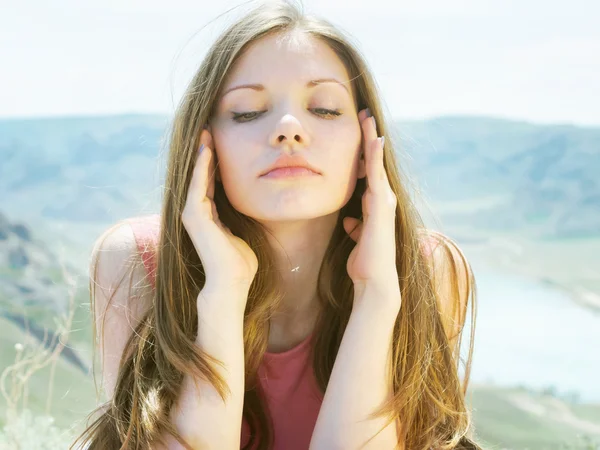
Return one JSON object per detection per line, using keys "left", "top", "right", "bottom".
{"left": 126, "top": 213, "right": 442, "bottom": 450}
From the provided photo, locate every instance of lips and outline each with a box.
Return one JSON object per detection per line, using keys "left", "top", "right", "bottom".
{"left": 260, "top": 155, "right": 321, "bottom": 177}
{"left": 261, "top": 167, "right": 321, "bottom": 179}
{"left": 262, "top": 166, "right": 320, "bottom": 176}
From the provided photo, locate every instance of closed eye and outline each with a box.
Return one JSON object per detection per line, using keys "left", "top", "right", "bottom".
{"left": 231, "top": 108, "right": 342, "bottom": 123}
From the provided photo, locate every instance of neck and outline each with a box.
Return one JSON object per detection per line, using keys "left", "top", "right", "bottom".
{"left": 261, "top": 211, "right": 339, "bottom": 345}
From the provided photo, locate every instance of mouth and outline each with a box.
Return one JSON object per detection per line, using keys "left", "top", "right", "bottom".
{"left": 260, "top": 166, "right": 321, "bottom": 179}
{"left": 260, "top": 154, "right": 322, "bottom": 178}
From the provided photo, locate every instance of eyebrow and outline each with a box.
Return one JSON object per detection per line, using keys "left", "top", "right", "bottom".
{"left": 220, "top": 78, "right": 351, "bottom": 98}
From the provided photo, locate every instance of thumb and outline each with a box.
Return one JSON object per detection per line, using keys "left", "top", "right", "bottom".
{"left": 343, "top": 217, "right": 362, "bottom": 242}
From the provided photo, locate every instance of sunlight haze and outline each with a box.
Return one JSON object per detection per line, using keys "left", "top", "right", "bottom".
{"left": 1, "top": 0, "right": 598, "bottom": 125}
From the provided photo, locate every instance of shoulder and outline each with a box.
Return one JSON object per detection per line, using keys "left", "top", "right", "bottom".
{"left": 90, "top": 217, "right": 157, "bottom": 399}
{"left": 418, "top": 229, "right": 469, "bottom": 272}
{"left": 125, "top": 213, "right": 161, "bottom": 238}
{"left": 90, "top": 215, "right": 159, "bottom": 314}
{"left": 91, "top": 214, "right": 160, "bottom": 256}
{"left": 418, "top": 229, "right": 474, "bottom": 350}
{"left": 90, "top": 219, "right": 138, "bottom": 279}
{"left": 91, "top": 214, "right": 159, "bottom": 273}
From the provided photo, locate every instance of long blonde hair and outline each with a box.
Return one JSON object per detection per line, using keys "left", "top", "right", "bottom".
{"left": 72, "top": 1, "right": 480, "bottom": 449}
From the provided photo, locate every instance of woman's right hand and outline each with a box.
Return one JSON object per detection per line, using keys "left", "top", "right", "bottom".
{"left": 182, "top": 126, "right": 258, "bottom": 305}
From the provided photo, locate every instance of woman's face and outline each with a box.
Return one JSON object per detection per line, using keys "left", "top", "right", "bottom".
{"left": 210, "top": 32, "right": 365, "bottom": 223}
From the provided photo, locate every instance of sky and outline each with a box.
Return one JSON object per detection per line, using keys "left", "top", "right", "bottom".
{"left": 1, "top": 0, "right": 599, "bottom": 126}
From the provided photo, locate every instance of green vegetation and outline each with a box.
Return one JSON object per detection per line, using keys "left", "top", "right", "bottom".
{"left": 0, "top": 268, "right": 97, "bottom": 449}
{"left": 1, "top": 114, "right": 599, "bottom": 448}
{"left": 1, "top": 293, "right": 599, "bottom": 449}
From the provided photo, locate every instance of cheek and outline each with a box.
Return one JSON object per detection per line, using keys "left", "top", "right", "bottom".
{"left": 322, "top": 124, "right": 362, "bottom": 175}
{"left": 217, "top": 153, "right": 246, "bottom": 189}
{"left": 213, "top": 132, "right": 253, "bottom": 180}
{"left": 213, "top": 141, "right": 257, "bottom": 207}
{"left": 318, "top": 139, "right": 362, "bottom": 206}
{"left": 217, "top": 158, "right": 252, "bottom": 214}
{"left": 336, "top": 119, "right": 362, "bottom": 152}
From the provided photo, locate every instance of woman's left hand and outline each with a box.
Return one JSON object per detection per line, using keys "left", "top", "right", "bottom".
{"left": 343, "top": 108, "right": 400, "bottom": 307}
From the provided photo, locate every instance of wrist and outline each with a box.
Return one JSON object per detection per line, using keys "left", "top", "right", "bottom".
{"left": 195, "top": 290, "right": 246, "bottom": 348}
{"left": 202, "top": 279, "right": 252, "bottom": 295}
{"left": 198, "top": 286, "right": 249, "bottom": 318}
{"left": 352, "top": 282, "right": 402, "bottom": 314}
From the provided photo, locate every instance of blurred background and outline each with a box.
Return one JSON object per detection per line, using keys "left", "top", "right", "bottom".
{"left": 1, "top": 1, "right": 598, "bottom": 448}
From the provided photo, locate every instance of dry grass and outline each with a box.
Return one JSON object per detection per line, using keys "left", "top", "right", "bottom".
{"left": 0, "top": 256, "right": 79, "bottom": 449}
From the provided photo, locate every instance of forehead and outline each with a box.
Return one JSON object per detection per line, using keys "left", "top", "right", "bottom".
{"left": 224, "top": 32, "right": 353, "bottom": 91}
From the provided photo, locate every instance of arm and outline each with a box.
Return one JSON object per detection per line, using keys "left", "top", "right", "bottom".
{"left": 309, "top": 286, "right": 403, "bottom": 450}
{"left": 92, "top": 221, "right": 151, "bottom": 402}
{"left": 309, "top": 234, "right": 473, "bottom": 450}
{"left": 158, "top": 289, "right": 247, "bottom": 450}
{"left": 92, "top": 223, "right": 246, "bottom": 450}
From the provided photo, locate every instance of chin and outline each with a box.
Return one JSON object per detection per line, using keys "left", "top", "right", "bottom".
{"left": 225, "top": 183, "right": 355, "bottom": 222}
{"left": 240, "top": 203, "right": 343, "bottom": 224}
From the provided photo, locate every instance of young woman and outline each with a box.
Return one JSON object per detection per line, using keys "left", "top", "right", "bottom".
{"left": 73, "top": 2, "right": 479, "bottom": 449}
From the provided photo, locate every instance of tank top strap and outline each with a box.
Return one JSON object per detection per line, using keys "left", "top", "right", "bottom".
{"left": 127, "top": 214, "right": 161, "bottom": 289}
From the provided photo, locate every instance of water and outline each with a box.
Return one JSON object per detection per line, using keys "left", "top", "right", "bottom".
{"left": 461, "top": 264, "right": 600, "bottom": 403}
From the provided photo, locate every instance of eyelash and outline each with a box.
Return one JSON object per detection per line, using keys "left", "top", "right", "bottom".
{"left": 231, "top": 108, "right": 342, "bottom": 123}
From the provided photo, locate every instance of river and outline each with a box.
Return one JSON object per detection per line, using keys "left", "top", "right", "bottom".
{"left": 463, "top": 263, "right": 599, "bottom": 403}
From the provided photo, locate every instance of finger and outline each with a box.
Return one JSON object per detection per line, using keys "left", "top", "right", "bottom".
{"left": 358, "top": 108, "right": 368, "bottom": 123}
{"left": 361, "top": 111, "right": 377, "bottom": 152}
{"left": 361, "top": 112, "right": 378, "bottom": 144}
{"left": 211, "top": 200, "right": 221, "bottom": 225}
{"left": 357, "top": 108, "right": 367, "bottom": 163}
{"left": 360, "top": 113, "right": 378, "bottom": 189}
{"left": 203, "top": 129, "right": 216, "bottom": 200}
{"left": 366, "top": 135, "right": 385, "bottom": 194}
{"left": 187, "top": 142, "right": 211, "bottom": 208}
{"left": 361, "top": 186, "right": 369, "bottom": 221}
{"left": 376, "top": 136, "right": 386, "bottom": 181}
{"left": 185, "top": 133, "right": 217, "bottom": 223}
{"left": 343, "top": 217, "right": 363, "bottom": 242}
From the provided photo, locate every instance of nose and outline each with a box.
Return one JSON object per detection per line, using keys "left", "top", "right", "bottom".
{"left": 269, "top": 114, "right": 311, "bottom": 151}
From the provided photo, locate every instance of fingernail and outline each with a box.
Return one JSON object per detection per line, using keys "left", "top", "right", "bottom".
{"left": 380, "top": 136, "right": 385, "bottom": 147}
{"left": 365, "top": 108, "right": 371, "bottom": 117}
{"left": 371, "top": 116, "right": 376, "bottom": 128}
{"left": 199, "top": 143, "right": 204, "bottom": 153}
